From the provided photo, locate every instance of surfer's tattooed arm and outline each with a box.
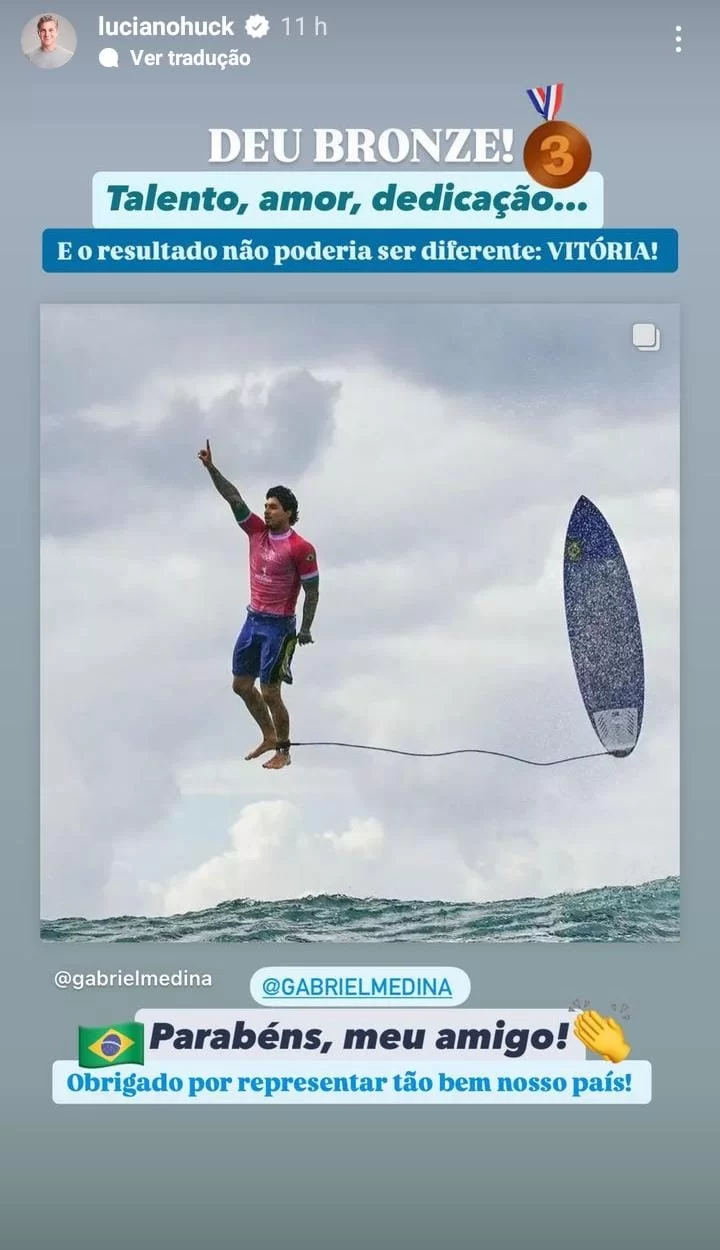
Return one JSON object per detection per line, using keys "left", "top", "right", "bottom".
{"left": 205, "top": 464, "right": 250, "bottom": 524}
{"left": 299, "top": 578, "right": 319, "bottom": 640}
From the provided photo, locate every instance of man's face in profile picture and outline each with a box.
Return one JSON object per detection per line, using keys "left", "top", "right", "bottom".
{"left": 38, "top": 19, "right": 59, "bottom": 50}
{"left": 24, "top": 13, "right": 75, "bottom": 68}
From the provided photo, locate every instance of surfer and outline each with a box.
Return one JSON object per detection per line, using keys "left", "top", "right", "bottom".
{"left": 198, "top": 440, "right": 319, "bottom": 770}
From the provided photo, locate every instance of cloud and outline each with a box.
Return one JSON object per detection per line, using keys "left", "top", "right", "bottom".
{"left": 322, "top": 817, "right": 385, "bottom": 859}
{"left": 41, "top": 304, "right": 677, "bottom": 425}
{"left": 145, "top": 801, "right": 388, "bottom": 916}
{"left": 142, "top": 759, "right": 678, "bottom": 920}
{"left": 41, "top": 366, "right": 339, "bottom": 537}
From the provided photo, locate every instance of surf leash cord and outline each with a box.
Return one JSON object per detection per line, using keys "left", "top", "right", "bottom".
{"left": 288, "top": 741, "right": 612, "bottom": 767}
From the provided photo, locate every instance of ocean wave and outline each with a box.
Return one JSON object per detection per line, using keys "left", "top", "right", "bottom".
{"left": 41, "top": 875, "right": 679, "bottom": 943}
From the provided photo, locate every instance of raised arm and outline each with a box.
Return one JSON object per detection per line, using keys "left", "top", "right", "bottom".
{"left": 198, "top": 440, "right": 250, "bottom": 524}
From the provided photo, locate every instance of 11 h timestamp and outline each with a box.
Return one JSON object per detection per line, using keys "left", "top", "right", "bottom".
{"left": 281, "top": 16, "right": 328, "bottom": 36}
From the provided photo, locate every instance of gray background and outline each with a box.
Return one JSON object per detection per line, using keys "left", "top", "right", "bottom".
{"left": 1, "top": 0, "right": 716, "bottom": 1246}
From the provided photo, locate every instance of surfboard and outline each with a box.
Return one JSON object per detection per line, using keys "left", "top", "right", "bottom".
{"left": 563, "top": 496, "right": 644, "bottom": 757}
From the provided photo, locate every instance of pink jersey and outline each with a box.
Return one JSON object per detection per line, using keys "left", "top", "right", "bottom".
{"left": 239, "top": 512, "right": 319, "bottom": 616}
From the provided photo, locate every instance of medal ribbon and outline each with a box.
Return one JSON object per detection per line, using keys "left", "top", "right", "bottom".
{"left": 526, "top": 84, "right": 564, "bottom": 121}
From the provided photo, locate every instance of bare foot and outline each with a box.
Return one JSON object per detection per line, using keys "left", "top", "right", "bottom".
{"left": 263, "top": 751, "right": 292, "bottom": 770}
{"left": 245, "top": 739, "right": 276, "bottom": 761}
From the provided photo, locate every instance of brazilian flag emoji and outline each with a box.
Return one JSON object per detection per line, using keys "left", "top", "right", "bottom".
{"left": 78, "top": 1022, "right": 144, "bottom": 1068}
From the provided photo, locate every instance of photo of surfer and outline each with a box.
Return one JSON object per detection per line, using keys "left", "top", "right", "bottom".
{"left": 39, "top": 304, "right": 679, "bottom": 942}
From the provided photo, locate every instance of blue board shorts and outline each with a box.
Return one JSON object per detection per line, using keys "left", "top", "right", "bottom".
{"left": 232, "top": 608, "right": 298, "bottom": 685}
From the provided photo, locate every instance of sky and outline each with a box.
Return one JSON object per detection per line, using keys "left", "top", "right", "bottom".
{"left": 40, "top": 303, "right": 679, "bottom": 920}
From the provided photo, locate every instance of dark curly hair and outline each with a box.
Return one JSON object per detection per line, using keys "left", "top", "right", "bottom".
{"left": 266, "top": 486, "right": 298, "bottom": 525}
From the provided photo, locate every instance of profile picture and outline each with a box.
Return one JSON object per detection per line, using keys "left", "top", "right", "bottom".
{"left": 22, "top": 13, "right": 76, "bottom": 68}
